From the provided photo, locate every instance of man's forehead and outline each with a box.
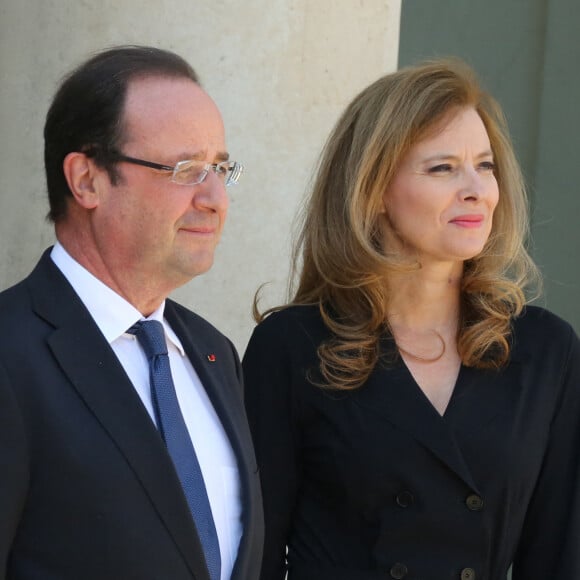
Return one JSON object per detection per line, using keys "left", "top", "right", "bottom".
{"left": 121, "top": 75, "right": 226, "bottom": 153}
{"left": 123, "top": 75, "right": 216, "bottom": 118}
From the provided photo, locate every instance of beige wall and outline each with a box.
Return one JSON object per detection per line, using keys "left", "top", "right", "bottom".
{"left": 0, "top": 0, "right": 401, "bottom": 352}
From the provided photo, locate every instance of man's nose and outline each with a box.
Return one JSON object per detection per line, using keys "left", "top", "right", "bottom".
{"left": 194, "top": 171, "right": 229, "bottom": 212}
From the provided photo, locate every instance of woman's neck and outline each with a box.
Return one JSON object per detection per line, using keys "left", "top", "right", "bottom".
{"left": 386, "top": 261, "right": 463, "bottom": 332}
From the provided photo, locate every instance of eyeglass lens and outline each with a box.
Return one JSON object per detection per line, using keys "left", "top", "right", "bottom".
{"left": 172, "top": 161, "right": 241, "bottom": 186}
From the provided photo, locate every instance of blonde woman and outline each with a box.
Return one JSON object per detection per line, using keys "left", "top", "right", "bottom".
{"left": 243, "top": 59, "right": 580, "bottom": 580}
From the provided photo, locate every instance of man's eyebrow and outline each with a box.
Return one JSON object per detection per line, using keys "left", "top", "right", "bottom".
{"left": 174, "top": 150, "right": 230, "bottom": 162}
{"left": 214, "top": 151, "right": 230, "bottom": 162}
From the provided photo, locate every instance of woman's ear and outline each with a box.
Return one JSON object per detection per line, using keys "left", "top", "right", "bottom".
{"left": 62, "top": 152, "right": 101, "bottom": 210}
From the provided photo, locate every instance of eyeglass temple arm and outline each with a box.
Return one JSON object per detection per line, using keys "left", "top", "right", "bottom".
{"left": 113, "top": 154, "right": 174, "bottom": 172}
{"left": 228, "top": 162, "right": 243, "bottom": 184}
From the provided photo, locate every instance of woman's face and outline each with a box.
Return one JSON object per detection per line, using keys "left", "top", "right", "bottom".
{"left": 382, "top": 107, "right": 499, "bottom": 268}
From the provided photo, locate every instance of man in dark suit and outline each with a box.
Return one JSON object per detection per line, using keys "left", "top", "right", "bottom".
{"left": 0, "top": 45, "right": 263, "bottom": 580}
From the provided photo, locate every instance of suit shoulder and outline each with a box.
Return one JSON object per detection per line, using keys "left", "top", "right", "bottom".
{"left": 512, "top": 305, "right": 579, "bottom": 362}
{"left": 0, "top": 278, "right": 28, "bottom": 309}
{"left": 513, "top": 305, "right": 576, "bottom": 343}
{"left": 250, "top": 304, "right": 327, "bottom": 345}
{"left": 0, "top": 279, "right": 35, "bottom": 332}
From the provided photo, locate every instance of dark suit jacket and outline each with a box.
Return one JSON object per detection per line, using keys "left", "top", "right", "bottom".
{"left": 243, "top": 304, "right": 580, "bottom": 580}
{"left": 0, "top": 250, "right": 263, "bottom": 580}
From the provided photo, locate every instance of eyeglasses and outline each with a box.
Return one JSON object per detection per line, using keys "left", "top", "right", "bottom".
{"left": 107, "top": 152, "right": 243, "bottom": 186}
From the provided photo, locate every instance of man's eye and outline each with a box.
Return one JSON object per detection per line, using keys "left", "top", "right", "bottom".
{"left": 179, "top": 165, "right": 202, "bottom": 178}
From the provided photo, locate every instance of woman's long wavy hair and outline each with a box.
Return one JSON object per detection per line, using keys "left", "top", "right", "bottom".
{"left": 258, "top": 58, "right": 540, "bottom": 390}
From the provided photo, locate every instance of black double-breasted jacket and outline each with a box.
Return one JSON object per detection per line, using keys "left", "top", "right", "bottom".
{"left": 243, "top": 303, "right": 580, "bottom": 580}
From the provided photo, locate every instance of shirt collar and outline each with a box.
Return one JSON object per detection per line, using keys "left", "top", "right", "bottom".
{"left": 50, "top": 242, "right": 185, "bottom": 355}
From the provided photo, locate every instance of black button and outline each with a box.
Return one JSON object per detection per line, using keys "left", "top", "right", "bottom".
{"left": 390, "top": 562, "right": 408, "bottom": 579}
{"left": 465, "top": 494, "right": 484, "bottom": 511}
{"left": 396, "top": 491, "right": 414, "bottom": 508}
{"left": 460, "top": 567, "right": 476, "bottom": 580}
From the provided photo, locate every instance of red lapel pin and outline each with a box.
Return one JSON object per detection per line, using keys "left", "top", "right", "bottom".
{"left": 207, "top": 354, "right": 216, "bottom": 362}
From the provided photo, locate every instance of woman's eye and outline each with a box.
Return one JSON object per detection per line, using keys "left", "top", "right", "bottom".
{"left": 479, "top": 161, "right": 496, "bottom": 171}
{"left": 428, "top": 163, "right": 453, "bottom": 174}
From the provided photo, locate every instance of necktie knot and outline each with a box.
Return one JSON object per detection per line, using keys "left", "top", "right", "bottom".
{"left": 128, "top": 320, "right": 168, "bottom": 359}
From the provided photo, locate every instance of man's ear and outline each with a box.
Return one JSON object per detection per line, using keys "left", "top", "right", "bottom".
{"left": 62, "top": 152, "right": 101, "bottom": 209}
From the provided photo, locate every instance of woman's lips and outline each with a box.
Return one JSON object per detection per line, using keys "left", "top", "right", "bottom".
{"left": 449, "top": 214, "right": 484, "bottom": 228}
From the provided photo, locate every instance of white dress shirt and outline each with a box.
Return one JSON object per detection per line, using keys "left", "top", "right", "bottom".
{"left": 51, "top": 242, "right": 242, "bottom": 580}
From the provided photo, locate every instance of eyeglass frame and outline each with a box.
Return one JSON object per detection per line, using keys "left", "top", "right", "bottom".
{"left": 100, "top": 151, "right": 243, "bottom": 187}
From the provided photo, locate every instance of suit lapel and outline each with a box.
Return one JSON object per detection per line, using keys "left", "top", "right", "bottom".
{"left": 165, "top": 302, "right": 250, "bottom": 471}
{"left": 28, "top": 252, "right": 210, "bottom": 580}
{"left": 165, "top": 302, "right": 258, "bottom": 579}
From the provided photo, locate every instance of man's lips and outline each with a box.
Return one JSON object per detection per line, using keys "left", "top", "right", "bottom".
{"left": 179, "top": 225, "right": 217, "bottom": 234}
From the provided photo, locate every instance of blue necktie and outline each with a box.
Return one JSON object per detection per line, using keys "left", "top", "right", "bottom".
{"left": 129, "top": 320, "right": 221, "bottom": 580}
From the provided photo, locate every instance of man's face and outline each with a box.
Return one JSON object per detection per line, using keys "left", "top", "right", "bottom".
{"left": 92, "top": 75, "right": 229, "bottom": 298}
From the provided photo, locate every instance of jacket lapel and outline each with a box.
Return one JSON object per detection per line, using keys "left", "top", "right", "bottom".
{"left": 28, "top": 252, "right": 210, "bottom": 580}
{"left": 165, "top": 302, "right": 258, "bottom": 579}
{"left": 165, "top": 304, "right": 249, "bottom": 461}
{"left": 353, "top": 351, "right": 480, "bottom": 493}
{"left": 444, "top": 359, "right": 525, "bottom": 442}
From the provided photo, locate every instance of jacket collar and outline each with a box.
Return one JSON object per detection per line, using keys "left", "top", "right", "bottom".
{"left": 351, "top": 339, "right": 523, "bottom": 493}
